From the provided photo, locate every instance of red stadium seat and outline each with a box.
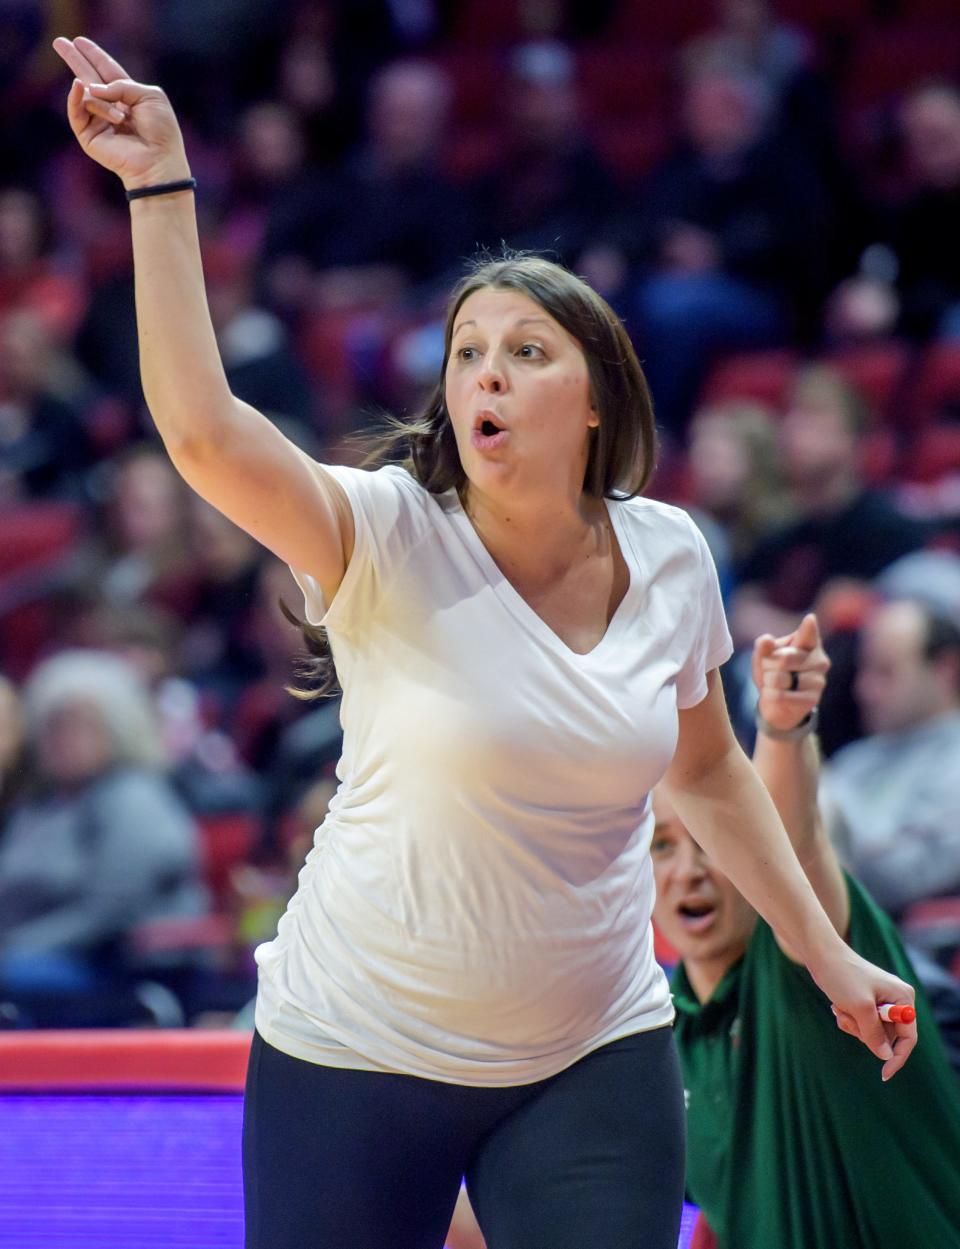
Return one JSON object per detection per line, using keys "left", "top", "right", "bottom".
{"left": 889, "top": 0, "right": 960, "bottom": 21}
{"left": 0, "top": 602, "right": 57, "bottom": 682}
{"left": 198, "top": 812, "right": 259, "bottom": 905}
{"left": 646, "top": 448, "right": 691, "bottom": 507}
{"left": 443, "top": 123, "right": 503, "bottom": 181}
{"left": 699, "top": 350, "right": 798, "bottom": 409}
{"left": 298, "top": 310, "right": 367, "bottom": 429}
{"left": 85, "top": 395, "right": 135, "bottom": 456}
{"left": 129, "top": 913, "right": 235, "bottom": 959}
{"left": 903, "top": 424, "right": 960, "bottom": 483}
{"left": 606, "top": 0, "right": 713, "bottom": 44}
{"left": 0, "top": 503, "right": 84, "bottom": 676}
{"left": 825, "top": 341, "right": 912, "bottom": 425}
{"left": 860, "top": 427, "right": 898, "bottom": 485}
{"left": 0, "top": 500, "right": 84, "bottom": 579}
{"left": 433, "top": 48, "right": 506, "bottom": 129}
{"left": 592, "top": 118, "right": 671, "bottom": 183}
{"left": 844, "top": 22, "right": 960, "bottom": 112}
{"left": 776, "top": 0, "right": 869, "bottom": 34}
{"left": 578, "top": 43, "right": 671, "bottom": 124}
{"left": 128, "top": 814, "right": 261, "bottom": 970}
{"left": 907, "top": 342, "right": 960, "bottom": 427}
{"left": 578, "top": 43, "right": 673, "bottom": 180}
{"left": 448, "top": 0, "right": 543, "bottom": 46}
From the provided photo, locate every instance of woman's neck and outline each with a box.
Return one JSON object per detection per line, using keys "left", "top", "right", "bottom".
{"left": 462, "top": 486, "right": 609, "bottom": 578}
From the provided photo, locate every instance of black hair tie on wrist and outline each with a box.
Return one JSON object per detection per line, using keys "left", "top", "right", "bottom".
{"left": 125, "top": 177, "right": 197, "bottom": 202}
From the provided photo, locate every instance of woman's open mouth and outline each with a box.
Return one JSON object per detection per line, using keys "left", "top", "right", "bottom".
{"left": 471, "top": 413, "right": 509, "bottom": 451}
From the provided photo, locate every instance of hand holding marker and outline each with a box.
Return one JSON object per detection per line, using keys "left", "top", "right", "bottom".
{"left": 879, "top": 1003, "right": 916, "bottom": 1025}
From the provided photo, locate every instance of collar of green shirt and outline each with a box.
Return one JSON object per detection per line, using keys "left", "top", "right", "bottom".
{"left": 671, "top": 957, "right": 744, "bottom": 1034}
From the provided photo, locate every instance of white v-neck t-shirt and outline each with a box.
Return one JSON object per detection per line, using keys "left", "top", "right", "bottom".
{"left": 254, "top": 464, "right": 733, "bottom": 1085}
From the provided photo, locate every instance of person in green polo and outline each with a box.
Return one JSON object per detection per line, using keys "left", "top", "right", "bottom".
{"left": 652, "top": 612, "right": 960, "bottom": 1249}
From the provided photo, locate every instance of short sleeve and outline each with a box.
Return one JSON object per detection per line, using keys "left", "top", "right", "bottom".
{"left": 675, "top": 513, "right": 734, "bottom": 709}
{"left": 289, "top": 463, "right": 421, "bottom": 635}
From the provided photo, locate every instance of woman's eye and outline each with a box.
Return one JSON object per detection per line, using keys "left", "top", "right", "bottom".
{"left": 517, "top": 343, "right": 543, "bottom": 358}
{"left": 651, "top": 837, "right": 672, "bottom": 857}
{"left": 456, "top": 346, "right": 478, "bottom": 361}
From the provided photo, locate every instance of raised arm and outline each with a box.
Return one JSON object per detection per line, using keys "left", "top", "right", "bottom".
{"left": 662, "top": 667, "right": 916, "bottom": 1078}
{"left": 751, "top": 613, "right": 849, "bottom": 945}
{"left": 52, "top": 37, "right": 353, "bottom": 604}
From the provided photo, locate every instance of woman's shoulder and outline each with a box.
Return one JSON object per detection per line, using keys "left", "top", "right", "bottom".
{"left": 321, "top": 462, "right": 443, "bottom": 522}
{"left": 613, "top": 494, "right": 705, "bottom": 550}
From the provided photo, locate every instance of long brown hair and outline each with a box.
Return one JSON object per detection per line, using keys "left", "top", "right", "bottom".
{"left": 286, "top": 251, "right": 658, "bottom": 697}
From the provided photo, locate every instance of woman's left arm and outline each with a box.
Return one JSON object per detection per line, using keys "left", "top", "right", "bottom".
{"left": 662, "top": 670, "right": 917, "bottom": 1079}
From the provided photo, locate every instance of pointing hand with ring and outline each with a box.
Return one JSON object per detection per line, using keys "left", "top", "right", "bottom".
{"left": 752, "top": 612, "right": 830, "bottom": 734}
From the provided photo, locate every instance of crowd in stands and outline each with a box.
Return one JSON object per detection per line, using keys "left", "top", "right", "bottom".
{"left": 2, "top": 0, "right": 960, "bottom": 1028}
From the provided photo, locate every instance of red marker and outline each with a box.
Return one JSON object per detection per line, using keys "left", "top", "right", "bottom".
{"left": 879, "top": 1004, "right": 916, "bottom": 1025}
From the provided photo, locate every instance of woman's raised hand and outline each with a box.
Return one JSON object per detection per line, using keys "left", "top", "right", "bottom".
{"left": 52, "top": 37, "right": 191, "bottom": 191}
{"left": 752, "top": 612, "right": 829, "bottom": 732}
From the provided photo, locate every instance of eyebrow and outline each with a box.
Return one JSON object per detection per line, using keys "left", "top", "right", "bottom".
{"left": 451, "top": 316, "right": 554, "bottom": 336}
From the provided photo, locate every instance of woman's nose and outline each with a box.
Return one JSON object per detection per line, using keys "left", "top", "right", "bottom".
{"left": 477, "top": 354, "right": 505, "bottom": 392}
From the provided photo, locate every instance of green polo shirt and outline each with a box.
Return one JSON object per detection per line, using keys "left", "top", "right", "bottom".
{"left": 672, "top": 874, "right": 960, "bottom": 1249}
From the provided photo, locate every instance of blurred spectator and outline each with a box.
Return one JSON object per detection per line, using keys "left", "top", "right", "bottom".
{"left": 680, "top": 0, "right": 839, "bottom": 179}
{"left": 683, "top": 0, "right": 813, "bottom": 108}
{"left": 221, "top": 101, "right": 316, "bottom": 262}
{"left": 0, "top": 187, "right": 87, "bottom": 341}
{"left": 876, "top": 550, "right": 960, "bottom": 626}
{"left": 732, "top": 365, "right": 928, "bottom": 646}
{"left": 0, "top": 650, "right": 207, "bottom": 1026}
{"left": 77, "top": 103, "right": 319, "bottom": 412}
{"left": 0, "top": 307, "right": 94, "bottom": 503}
{"left": 891, "top": 83, "right": 960, "bottom": 340}
{"left": 232, "top": 561, "right": 321, "bottom": 772}
{"left": 179, "top": 497, "right": 265, "bottom": 702}
{"left": 822, "top": 600, "right": 960, "bottom": 925}
{"left": 151, "top": 0, "right": 282, "bottom": 137}
{"left": 332, "top": 0, "right": 444, "bottom": 84}
{"left": 257, "top": 693, "right": 343, "bottom": 860}
{"left": 828, "top": 83, "right": 960, "bottom": 344}
{"left": 81, "top": 602, "right": 262, "bottom": 817}
{"left": 0, "top": 674, "right": 26, "bottom": 826}
{"left": 73, "top": 251, "right": 142, "bottom": 412}
{"left": 230, "top": 774, "right": 338, "bottom": 1026}
{"left": 87, "top": 443, "right": 197, "bottom": 612}
{"left": 82, "top": 0, "right": 159, "bottom": 98}
{"left": 204, "top": 239, "right": 315, "bottom": 429}
{"left": 0, "top": 6, "right": 66, "bottom": 186}
{"left": 471, "top": 41, "right": 614, "bottom": 266}
{"left": 275, "top": 25, "right": 356, "bottom": 168}
{"left": 628, "top": 60, "right": 829, "bottom": 433}
{"left": 686, "top": 399, "right": 793, "bottom": 565}
{"left": 262, "top": 58, "right": 471, "bottom": 315}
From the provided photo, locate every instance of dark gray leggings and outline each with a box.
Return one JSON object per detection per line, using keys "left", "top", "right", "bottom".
{"left": 243, "top": 1026, "right": 685, "bottom": 1249}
